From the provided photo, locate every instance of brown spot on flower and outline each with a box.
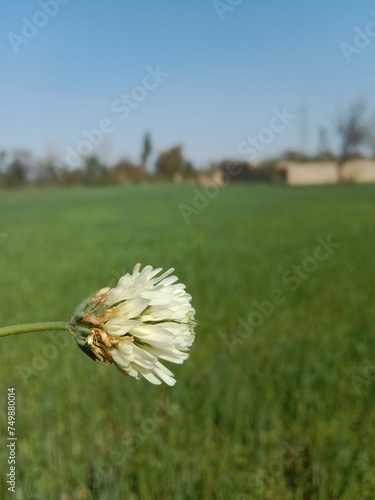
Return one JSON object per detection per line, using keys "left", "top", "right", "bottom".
{"left": 89, "top": 287, "right": 110, "bottom": 307}
{"left": 86, "top": 329, "right": 113, "bottom": 365}
{"left": 81, "top": 314, "right": 104, "bottom": 329}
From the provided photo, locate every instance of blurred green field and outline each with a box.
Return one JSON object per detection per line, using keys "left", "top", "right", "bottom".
{"left": 0, "top": 183, "right": 375, "bottom": 499}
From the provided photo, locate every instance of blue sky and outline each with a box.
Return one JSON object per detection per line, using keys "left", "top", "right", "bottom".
{"left": 1, "top": 0, "right": 375, "bottom": 168}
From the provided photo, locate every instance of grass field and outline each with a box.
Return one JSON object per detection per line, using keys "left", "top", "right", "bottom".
{"left": 0, "top": 183, "right": 375, "bottom": 499}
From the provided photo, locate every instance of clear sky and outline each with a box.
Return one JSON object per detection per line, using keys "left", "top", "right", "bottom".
{"left": 1, "top": 0, "right": 375, "bottom": 169}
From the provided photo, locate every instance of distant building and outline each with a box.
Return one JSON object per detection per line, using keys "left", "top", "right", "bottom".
{"left": 278, "top": 159, "right": 375, "bottom": 185}
{"left": 196, "top": 170, "right": 224, "bottom": 186}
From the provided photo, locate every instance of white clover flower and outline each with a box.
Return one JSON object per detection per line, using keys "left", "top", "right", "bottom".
{"left": 69, "top": 264, "right": 196, "bottom": 386}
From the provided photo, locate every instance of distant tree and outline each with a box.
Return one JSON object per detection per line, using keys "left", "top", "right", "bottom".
{"left": 259, "top": 158, "right": 286, "bottom": 183}
{"left": 336, "top": 100, "right": 374, "bottom": 180}
{"left": 220, "top": 161, "right": 252, "bottom": 182}
{"left": 84, "top": 155, "right": 109, "bottom": 185}
{"left": 183, "top": 161, "right": 198, "bottom": 181}
{"left": 13, "top": 148, "right": 33, "bottom": 166}
{"left": 5, "top": 160, "right": 27, "bottom": 187}
{"left": 0, "top": 150, "right": 6, "bottom": 171}
{"left": 140, "top": 132, "right": 152, "bottom": 170}
{"left": 220, "top": 160, "right": 270, "bottom": 183}
{"left": 112, "top": 159, "right": 148, "bottom": 184}
{"left": 63, "top": 168, "right": 86, "bottom": 186}
{"left": 34, "top": 159, "right": 60, "bottom": 186}
{"left": 0, "top": 151, "right": 6, "bottom": 188}
{"left": 2, "top": 149, "right": 35, "bottom": 187}
{"left": 155, "top": 145, "right": 195, "bottom": 181}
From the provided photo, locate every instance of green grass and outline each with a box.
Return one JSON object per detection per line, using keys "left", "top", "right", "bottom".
{"left": 0, "top": 183, "right": 374, "bottom": 499}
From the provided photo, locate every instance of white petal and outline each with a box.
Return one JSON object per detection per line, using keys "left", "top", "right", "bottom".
{"left": 137, "top": 368, "right": 162, "bottom": 385}
{"left": 99, "top": 263, "right": 195, "bottom": 385}
{"left": 154, "top": 362, "right": 176, "bottom": 386}
{"left": 105, "top": 320, "right": 142, "bottom": 336}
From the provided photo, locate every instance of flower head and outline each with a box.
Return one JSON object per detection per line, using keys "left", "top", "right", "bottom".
{"left": 69, "top": 264, "right": 196, "bottom": 386}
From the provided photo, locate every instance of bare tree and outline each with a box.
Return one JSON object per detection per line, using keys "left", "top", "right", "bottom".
{"left": 336, "top": 100, "right": 374, "bottom": 181}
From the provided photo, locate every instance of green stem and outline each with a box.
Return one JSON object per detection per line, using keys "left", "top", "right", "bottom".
{"left": 0, "top": 321, "right": 69, "bottom": 338}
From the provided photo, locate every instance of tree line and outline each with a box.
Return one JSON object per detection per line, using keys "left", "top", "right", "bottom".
{"left": 0, "top": 134, "right": 199, "bottom": 188}
{"left": 1, "top": 99, "right": 375, "bottom": 188}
